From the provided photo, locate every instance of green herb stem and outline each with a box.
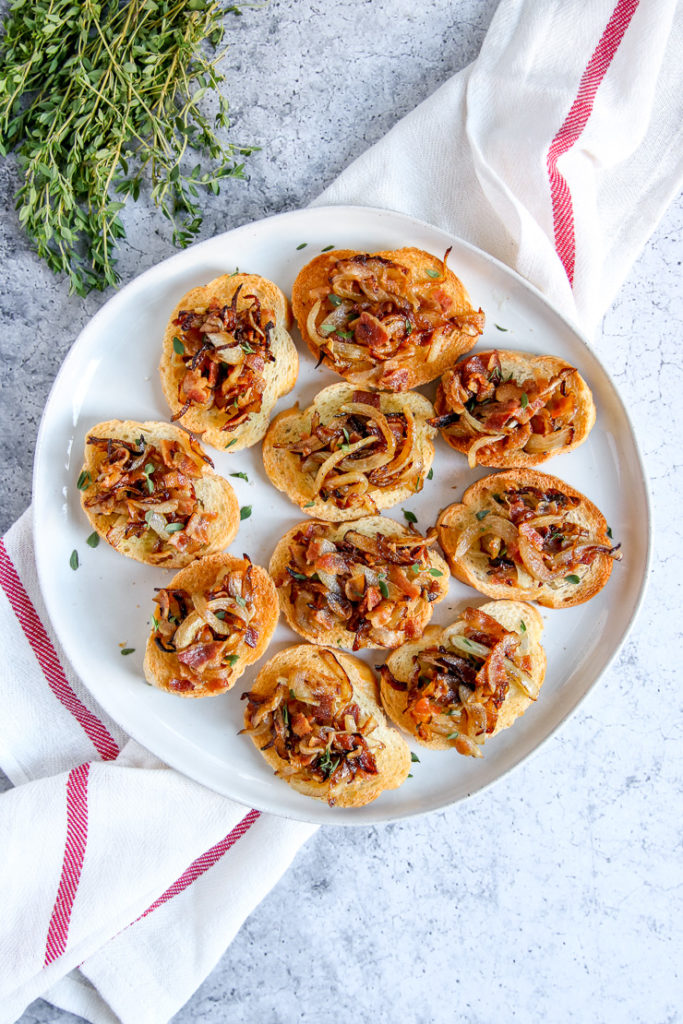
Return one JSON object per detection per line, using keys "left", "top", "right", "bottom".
{"left": 0, "top": 0, "right": 256, "bottom": 294}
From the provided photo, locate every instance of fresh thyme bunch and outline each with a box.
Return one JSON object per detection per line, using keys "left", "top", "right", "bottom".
{"left": 0, "top": 0, "right": 255, "bottom": 295}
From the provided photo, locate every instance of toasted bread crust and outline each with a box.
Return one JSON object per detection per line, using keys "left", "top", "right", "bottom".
{"left": 243, "top": 644, "right": 411, "bottom": 807}
{"left": 435, "top": 350, "right": 596, "bottom": 468}
{"left": 291, "top": 247, "right": 484, "bottom": 391}
{"left": 79, "top": 419, "right": 239, "bottom": 568}
{"left": 269, "top": 515, "right": 450, "bottom": 649}
{"left": 143, "top": 552, "right": 279, "bottom": 697}
{"left": 381, "top": 601, "right": 546, "bottom": 750}
{"left": 437, "top": 469, "right": 616, "bottom": 608}
{"left": 262, "top": 382, "right": 436, "bottom": 520}
{"left": 160, "top": 273, "right": 297, "bottom": 451}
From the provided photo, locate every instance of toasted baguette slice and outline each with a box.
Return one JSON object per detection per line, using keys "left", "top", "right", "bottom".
{"left": 432, "top": 350, "right": 595, "bottom": 468}
{"left": 242, "top": 644, "right": 411, "bottom": 807}
{"left": 380, "top": 601, "right": 546, "bottom": 753}
{"left": 263, "top": 383, "right": 436, "bottom": 520}
{"left": 79, "top": 419, "right": 239, "bottom": 568}
{"left": 291, "top": 247, "right": 484, "bottom": 391}
{"left": 160, "top": 273, "right": 297, "bottom": 451}
{"left": 143, "top": 552, "right": 278, "bottom": 698}
{"left": 269, "top": 515, "right": 449, "bottom": 650}
{"left": 437, "top": 469, "right": 620, "bottom": 608}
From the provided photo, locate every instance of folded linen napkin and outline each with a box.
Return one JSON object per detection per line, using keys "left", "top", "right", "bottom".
{"left": 1, "top": 1, "right": 681, "bottom": 1022}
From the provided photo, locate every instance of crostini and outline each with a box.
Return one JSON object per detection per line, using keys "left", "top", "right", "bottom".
{"left": 437, "top": 469, "right": 621, "bottom": 608}
{"left": 380, "top": 601, "right": 546, "bottom": 755}
{"left": 291, "top": 247, "right": 484, "bottom": 391}
{"left": 269, "top": 515, "right": 449, "bottom": 650}
{"left": 262, "top": 383, "right": 436, "bottom": 520}
{"left": 160, "top": 273, "right": 297, "bottom": 450}
{"left": 431, "top": 350, "right": 595, "bottom": 468}
{"left": 79, "top": 419, "right": 239, "bottom": 568}
{"left": 241, "top": 644, "right": 411, "bottom": 807}
{"left": 143, "top": 552, "right": 278, "bottom": 697}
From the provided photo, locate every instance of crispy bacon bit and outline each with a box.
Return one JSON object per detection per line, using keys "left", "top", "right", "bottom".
{"left": 278, "top": 522, "right": 443, "bottom": 648}
{"left": 432, "top": 351, "right": 581, "bottom": 462}
{"left": 151, "top": 560, "right": 258, "bottom": 690}
{"left": 83, "top": 433, "right": 215, "bottom": 563}
{"left": 169, "top": 678, "right": 195, "bottom": 693}
{"left": 380, "top": 367, "right": 411, "bottom": 391}
{"left": 354, "top": 311, "right": 390, "bottom": 350}
{"left": 244, "top": 625, "right": 259, "bottom": 648}
{"left": 172, "top": 292, "right": 275, "bottom": 430}
{"left": 312, "top": 251, "right": 483, "bottom": 387}
{"left": 176, "top": 640, "right": 225, "bottom": 670}
{"left": 242, "top": 657, "right": 379, "bottom": 804}
{"left": 383, "top": 609, "right": 523, "bottom": 753}
{"left": 351, "top": 390, "right": 381, "bottom": 408}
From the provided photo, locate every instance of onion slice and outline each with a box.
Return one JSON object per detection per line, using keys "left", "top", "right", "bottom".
{"left": 172, "top": 610, "right": 206, "bottom": 650}
{"left": 523, "top": 427, "right": 572, "bottom": 453}
{"left": 312, "top": 436, "right": 375, "bottom": 495}
{"left": 467, "top": 433, "right": 505, "bottom": 468}
{"left": 454, "top": 514, "right": 518, "bottom": 559}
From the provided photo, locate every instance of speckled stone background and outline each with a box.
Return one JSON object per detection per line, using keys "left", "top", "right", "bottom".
{"left": 2, "top": 1, "right": 682, "bottom": 1022}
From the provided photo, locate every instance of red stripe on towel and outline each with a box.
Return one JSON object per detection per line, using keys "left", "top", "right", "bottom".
{"left": 44, "top": 763, "right": 91, "bottom": 965}
{"left": 546, "top": 0, "right": 640, "bottom": 284}
{"left": 0, "top": 539, "right": 120, "bottom": 762}
{"left": 136, "top": 809, "right": 261, "bottom": 922}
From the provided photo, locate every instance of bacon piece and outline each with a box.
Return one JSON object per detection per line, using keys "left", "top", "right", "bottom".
{"left": 460, "top": 606, "right": 511, "bottom": 644}
{"left": 354, "top": 311, "right": 390, "bottom": 351}
{"left": 351, "top": 390, "right": 381, "bottom": 408}
{"left": 180, "top": 370, "right": 212, "bottom": 405}
{"left": 169, "top": 678, "right": 195, "bottom": 693}
{"left": 380, "top": 367, "right": 411, "bottom": 391}
{"left": 314, "top": 552, "right": 351, "bottom": 575}
{"left": 176, "top": 641, "right": 225, "bottom": 670}
{"left": 291, "top": 713, "right": 312, "bottom": 738}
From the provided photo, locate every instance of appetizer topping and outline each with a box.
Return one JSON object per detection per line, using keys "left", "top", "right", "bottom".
{"left": 151, "top": 558, "right": 258, "bottom": 694}
{"left": 308, "top": 250, "right": 484, "bottom": 388}
{"left": 171, "top": 286, "right": 275, "bottom": 432}
{"left": 281, "top": 392, "right": 424, "bottom": 510}
{"left": 452, "top": 485, "right": 621, "bottom": 588}
{"left": 242, "top": 650, "right": 380, "bottom": 805}
{"left": 380, "top": 607, "right": 535, "bottom": 755}
{"left": 432, "top": 351, "right": 580, "bottom": 466}
{"left": 83, "top": 433, "right": 215, "bottom": 564}
{"left": 276, "top": 522, "right": 444, "bottom": 648}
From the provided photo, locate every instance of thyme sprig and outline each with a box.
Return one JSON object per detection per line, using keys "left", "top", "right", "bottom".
{"left": 0, "top": 0, "right": 255, "bottom": 295}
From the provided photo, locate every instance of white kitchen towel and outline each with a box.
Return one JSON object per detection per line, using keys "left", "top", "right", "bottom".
{"left": 0, "top": 518, "right": 316, "bottom": 1024}
{"left": 1, "top": 1, "right": 681, "bottom": 1022}
{"left": 319, "top": 0, "right": 682, "bottom": 335}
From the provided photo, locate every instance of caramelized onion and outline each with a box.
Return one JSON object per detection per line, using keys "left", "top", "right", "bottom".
{"left": 312, "top": 436, "right": 375, "bottom": 495}
{"left": 523, "top": 427, "right": 572, "bottom": 454}
{"left": 328, "top": 339, "right": 373, "bottom": 362}
{"left": 447, "top": 634, "right": 491, "bottom": 659}
{"left": 340, "top": 402, "right": 396, "bottom": 451}
{"left": 467, "top": 433, "right": 506, "bottom": 468}
{"left": 371, "top": 407, "right": 416, "bottom": 481}
{"left": 319, "top": 300, "right": 356, "bottom": 332}
{"left": 172, "top": 610, "right": 205, "bottom": 650}
{"left": 454, "top": 514, "right": 518, "bottom": 559}
{"left": 306, "top": 299, "right": 325, "bottom": 345}
{"left": 504, "top": 659, "right": 540, "bottom": 700}
{"left": 517, "top": 535, "right": 566, "bottom": 582}
{"left": 214, "top": 345, "right": 244, "bottom": 366}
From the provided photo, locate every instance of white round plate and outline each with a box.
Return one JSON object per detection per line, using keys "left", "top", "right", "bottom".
{"left": 33, "top": 206, "right": 650, "bottom": 825}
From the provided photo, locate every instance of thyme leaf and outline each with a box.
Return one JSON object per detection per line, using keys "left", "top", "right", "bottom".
{"left": 0, "top": 0, "right": 257, "bottom": 294}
